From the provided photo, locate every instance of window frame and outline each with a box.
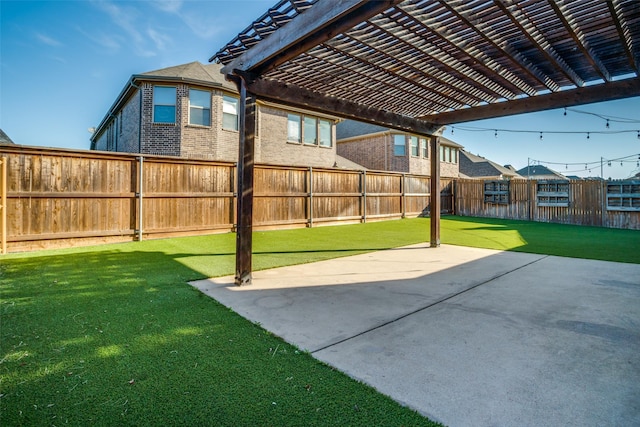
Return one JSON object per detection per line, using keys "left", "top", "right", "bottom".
{"left": 393, "top": 134, "right": 406, "bottom": 156}
{"left": 152, "top": 86, "right": 177, "bottom": 124}
{"left": 410, "top": 136, "right": 419, "bottom": 157}
{"left": 421, "top": 137, "right": 428, "bottom": 158}
{"left": 222, "top": 95, "right": 239, "bottom": 131}
{"left": 287, "top": 113, "right": 302, "bottom": 143}
{"left": 188, "top": 88, "right": 211, "bottom": 127}
{"left": 287, "top": 113, "right": 333, "bottom": 148}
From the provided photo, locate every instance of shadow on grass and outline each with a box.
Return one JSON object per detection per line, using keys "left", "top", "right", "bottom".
{"left": 0, "top": 246, "right": 438, "bottom": 426}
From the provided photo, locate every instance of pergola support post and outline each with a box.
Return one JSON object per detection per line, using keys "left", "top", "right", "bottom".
{"left": 234, "top": 77, "right": 257, "bottom": 286}
{"left": 430, "top": 136, "right": 441, "bottom": 247}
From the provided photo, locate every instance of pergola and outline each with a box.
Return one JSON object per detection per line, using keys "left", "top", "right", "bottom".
{"left": 210, "top": 0, "right": 640, "bottom": 285}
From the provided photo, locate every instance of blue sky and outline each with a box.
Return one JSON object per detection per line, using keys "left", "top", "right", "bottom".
{"left": 1, "top": 0, "right": 639, "bottom": 179}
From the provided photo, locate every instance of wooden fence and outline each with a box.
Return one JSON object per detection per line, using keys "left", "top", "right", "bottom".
{"left": 454, "top": 178, "right": 640, "bottom": 229}
{"left": 0, "top": 146, "right": 451, "bottom": 252}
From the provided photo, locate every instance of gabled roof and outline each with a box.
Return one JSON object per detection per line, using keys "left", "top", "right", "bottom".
{"left": 336, "top": 119, "right": 463, "bottom": 147}
{"left": 516, "top": 165, "right": 568, "bottom": 180}
{"left": 137, "top": 61, "right": 236, "bottom": 92}
{"left": 0, "top": 129, "right": 16, "bottom": 145}
{"left": 459, "top": 150, "right": 523, "bottom": 179}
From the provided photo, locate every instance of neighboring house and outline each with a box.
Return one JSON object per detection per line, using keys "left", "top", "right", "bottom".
{"left": 459, "top": 150, "right": 524, "bottom": 179}
{"left": 336, "top": 120, "right": 462, "bottom": 177}
{"left": 90, "top": 62, "right": 347, "bottom": 168}
{"left": 0, "top": 129, "right": 16, "bottom": 145}
{"left": 516, "top": 165, "right": 568, "bottom": 180}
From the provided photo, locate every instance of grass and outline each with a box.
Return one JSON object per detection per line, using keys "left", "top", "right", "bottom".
{"left": 1, "top": 217, "right": 638, "bottom": 426}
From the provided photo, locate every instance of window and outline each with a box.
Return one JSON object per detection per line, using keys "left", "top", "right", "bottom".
{"left": 222, "top": 95, "right": 239, "bottom": 131}
{"left": 153, "top": 86, "right": 176, "bottom": 123}
{"left": 393, "top": 134, "right": 406, "bottom": 156}
{"left": 421, "top": 138, "right": 428, "bottom": 158}
{"left": 410, "top": 136, "right": 419, "bottom": 156}
{"left": 319, "top": 119, "right": 332, "bottom": 147}
{"left": 439, "top": 145, "right": 445, "bottom": 162}
{"left": 451, "top": 148, "right": 458, "bottom": 164}
{"left": 287, "top": 114, "right": 301, "bottom": 142}
{"left": 445, "top": 146, "right": 451, "bottom": 163}
{"left": 288, "top": 114, "right": 333, "bottom": 147}
{"left": 303, "top": 116, "right": 317, "bottom": 144}
{"left": 189, "top": 89, "right": 211, "bottom": 126}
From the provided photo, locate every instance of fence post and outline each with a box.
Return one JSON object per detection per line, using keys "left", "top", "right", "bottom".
{"left": 137, "top": 156, "right": 144, "bottom": 241}
{"left": 362, "top": 170, "right": 367, "bottom": 223}
{"left": 1, "top": 156, "right": 6, "bottom": 254}
{"left": 308, "top": 166, "right": 313, "bottom": 227}
{"left": 601, "top": 180, "right": 607, "bottom": 227}
{"left": 401, "top": 173, "right": 406, "bottom": 218}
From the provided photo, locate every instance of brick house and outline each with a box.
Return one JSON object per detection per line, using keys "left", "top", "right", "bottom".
{"left": 90, "top": 62, "right": 357, "bottom": 168}
{"left": 459, "top": 150, "right": 524, "bottom": 179}
{"left": 336, "top": 120, "right": 462, "bottom": 177}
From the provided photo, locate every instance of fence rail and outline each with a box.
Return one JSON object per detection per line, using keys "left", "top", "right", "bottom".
{"left": 0, "top": 146, "right": 451, "bottom": 252}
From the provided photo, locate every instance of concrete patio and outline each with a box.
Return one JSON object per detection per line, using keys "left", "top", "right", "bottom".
{"left": 191, "top": 244, "right": 640, "bottom": 426}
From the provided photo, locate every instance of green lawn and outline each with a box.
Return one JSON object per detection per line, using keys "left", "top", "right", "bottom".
{"left": 1, "top": 217, "right": 638, "bottom": 426}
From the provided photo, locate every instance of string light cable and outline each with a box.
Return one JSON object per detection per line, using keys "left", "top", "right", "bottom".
{"left": 528, "top": 153, "right": 640, "bottom": 175}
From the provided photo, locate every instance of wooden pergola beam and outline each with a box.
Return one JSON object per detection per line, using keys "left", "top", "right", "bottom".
{"left": 242, "top": 74, "right": 442, "bottom": 136}
{"left": 424, "top": 77, "right": 640, "bottom": 125}
{"left": 221, "top": 0, "right": 401, "bottom": 76}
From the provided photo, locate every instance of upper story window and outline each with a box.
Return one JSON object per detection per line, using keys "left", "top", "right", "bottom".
{"left": 421, "top": 137, "right": 428, "bottom": 158}
{"left": 319, "top": 119, "right": 332, "bottom": 147}
{"left": 393, "top": 134, "right": 406, "bottom": 156}
{"left": 287, "top": 114, "right": 301, "bottom": 142}
{"left": 153, "top": 86, "right": 176, "bottom": 123}
{"left": 410, "top": 136, "right": 419, "bottom": 157}
{"left": 303, "top": 116, "right": 317, "bottom": 145}
{"left": 287, "top": 113, "right": 333, "bottom": 147}
{"left": 222, "top": 95, "right": 239, "bottom": 131}
{"left": 189, "top": 89, "right": 211, "bottom": 126}
{"left": 440, "top": 145, "right": 458, "bottom": 163}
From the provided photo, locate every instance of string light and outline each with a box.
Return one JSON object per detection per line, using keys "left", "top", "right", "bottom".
{"left": 606, "top": 119, "right": 610, "bottom": 129}
{"left": 494, "top": 129, "right": 498, "bottom": 138}
{"left": 539, "top": 132, "right": 543, "bottom": 140}
{"left": 563, "top": 108, "right": 567, "bottom": 116}
{"left": 587, "top": 132, "right": 590, "bottom": 140}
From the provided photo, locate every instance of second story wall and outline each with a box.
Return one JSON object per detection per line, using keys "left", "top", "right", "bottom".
{"left": 141, "top": 83, "right": 181, "bottom": 157}
{"left": 258, "top": 105, "right": 337, "bottom": 167}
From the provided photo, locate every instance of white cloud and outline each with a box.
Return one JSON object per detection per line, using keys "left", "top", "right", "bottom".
{"left": 154, "top": 0, "right": 183, "bottom": 14}
{"left": 90, "top": 0, "right": 156, "bottom": 57}
{"left": 147, "top": 28, "right": 172, "bottom": 51}
{"left": 35, "top": 32, "right": 63, "bottom": 47}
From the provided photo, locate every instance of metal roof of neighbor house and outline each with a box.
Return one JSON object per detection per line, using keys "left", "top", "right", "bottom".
{"left": 211, "top": 0, "right": 640, "bottom": 133}
{"left": 459, "top": 150, "right": 524, "bottom": 179}
{"left": 517, "top": 164, "right": 568, "bottom": 180}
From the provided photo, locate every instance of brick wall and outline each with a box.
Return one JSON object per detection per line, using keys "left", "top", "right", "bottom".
{"left": 337, "top": 134, "right": 389, "bottom": 170}
{"left": 258, "top": 105, "right": 337, "bottom": 167}
{"left": 338, "top": 133, "right": 459, "bottom": 177}
{"left": 141, "top": 83, "right": 181, "bottom": 156}
{"left": 118, "top": 91, "right": 141, "bottom": 153}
